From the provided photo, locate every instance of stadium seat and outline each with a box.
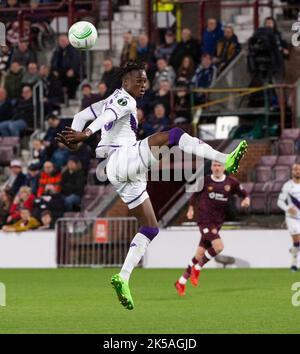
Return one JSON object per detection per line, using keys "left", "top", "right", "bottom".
{"left": 0, "top": 137, "right": 20, "bottom": 146}
{"left": 277, "top": 139, "right": 295, "bottom": 155}
{"left": 250, "top": 182, "right": 271, "bottom": 214}
{"left": 255, "top": 166, "right": 272, "bottom": 182}
{"left": 267, "top": 181, "right": 285, "bottom": 214}
{"left": 281, "top": 128, "right": 300, "bottom": 140}
{"left": 256, "top": 155, "right": 278, "bottom": 167}
{"left": 0, "top": 146, "right": 14, "bottom": 166}
{"left": 235, "top": 182, "right": 254, "bottom": 213}
{"left": 273, "top": 165, "right": 291, "bottom": 181}
{"left": 276, "top": 155, "right": 297, "bottom": 166}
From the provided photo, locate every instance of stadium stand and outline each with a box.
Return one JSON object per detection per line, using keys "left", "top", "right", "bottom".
{"left": 0, "top": 0, "right": 300, "bottom": 233}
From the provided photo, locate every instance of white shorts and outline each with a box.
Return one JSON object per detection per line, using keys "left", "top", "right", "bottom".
{"left": 106, "top": 138, "right": 157, "bottom": 209}
{"left": 286, "top": 217, "right": 300, "bottom": 236}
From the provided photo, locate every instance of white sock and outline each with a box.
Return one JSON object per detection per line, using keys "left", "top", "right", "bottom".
{"left": 178, "top": 133, "right": 227, "bottom": 164}
{"left": 291, "top": 247, "right": 298, "bottom": 267}
{"left": 179, "top": 276, "right": 187, "bottom": 285}
{"left": 195, "top": 263, "right": 201, "bottom": 271}
{"left": 119, "top": 233, "right": 150, "bottom": 282}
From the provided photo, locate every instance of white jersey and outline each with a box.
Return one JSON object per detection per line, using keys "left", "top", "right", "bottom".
{"left": 90, "top": 88, "right": 138, "bottom": 158}
{"left": 278, "top": 180, "right": 300, "bottom": 220}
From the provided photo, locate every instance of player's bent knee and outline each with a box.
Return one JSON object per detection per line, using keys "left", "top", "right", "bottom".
{"left": 168, "top": 127, "right": 185, "bottom": 145}
{"left": 139, "top": 226, "right": 159, "bottom": 241}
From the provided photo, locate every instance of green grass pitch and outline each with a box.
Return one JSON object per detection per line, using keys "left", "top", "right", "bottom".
{"left": 0, "top": 268, "right": 299, "bottom": 334}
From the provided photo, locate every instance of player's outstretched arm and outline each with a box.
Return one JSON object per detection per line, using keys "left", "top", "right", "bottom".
{"left": 61, "top": 109, "right": 117, "bottom": 144}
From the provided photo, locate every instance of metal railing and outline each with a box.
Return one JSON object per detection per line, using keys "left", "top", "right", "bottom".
{"left": 56, "top": 217, "right": 138, "bottom": 267}
{"left": 32, "top": 80, "right": 45, "bottom": 132}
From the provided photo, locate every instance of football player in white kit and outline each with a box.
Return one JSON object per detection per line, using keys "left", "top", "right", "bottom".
{"left": 57, "top": 61, "right": 248, "bottom": 310}
{"left": 278, "top": 163, "right": 300, "bottom": 272}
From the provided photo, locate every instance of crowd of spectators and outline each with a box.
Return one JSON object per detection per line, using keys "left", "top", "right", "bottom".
{"left": 113, "top": 20, "right": 241, "bottom": 134}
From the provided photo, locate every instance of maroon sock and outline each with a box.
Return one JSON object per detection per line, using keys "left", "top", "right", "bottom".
{"left": 198, "top": 247, "right": 217, "bottom": 268}
{"left": 183, "top": 257, "right": 198, "bottom": 279}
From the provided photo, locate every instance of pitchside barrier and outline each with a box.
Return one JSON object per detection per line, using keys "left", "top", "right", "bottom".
{"left": 56, "top": 217, "right": 138, "bottom": 267}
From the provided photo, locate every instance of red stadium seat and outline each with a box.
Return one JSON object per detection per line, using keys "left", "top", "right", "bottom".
{"left": 277, "top": 139, "right": 295, "bottom": 155}
{"left": 281, "top": 128, "right": 300, "bottom": 140}
{"left": 276, "top": 155, "right": 297, "bottom": 166}
{"left": 257, "top": 155, "right": 278, "bottom": 167}
{"left": 256, "top": 166, "right": 273, "bottom": 182}
{"left": 267, "top": 181, "right": 285, "bottom": 214}
{"left": 273, "top": 165, "right": 291, "bottom": 181}
{"left": 0, "top": 146, "right": 14, "bottom": 166}
{"left": 250, "top": 182, "right": 272, "bottom": 214}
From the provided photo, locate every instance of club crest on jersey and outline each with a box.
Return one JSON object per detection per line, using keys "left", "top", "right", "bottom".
{"left": 117, "top": 98, "right": 127, "bottom": 106}
{"left": 224, "top": 185, "right": 231, "bottom": 192}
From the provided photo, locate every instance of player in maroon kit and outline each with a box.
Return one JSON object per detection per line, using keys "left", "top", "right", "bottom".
{"left": 175, "top": 160, "right": 250, "bottom": 296}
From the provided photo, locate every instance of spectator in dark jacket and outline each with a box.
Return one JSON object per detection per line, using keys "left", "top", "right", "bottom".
{"left": 50, "top": 34, "right": 81, "bottom": 99}
{"left": 170, "top": 28, "right": 200, "bottom": 71}
{"left": 264, "top": 16, "right": 289, "bottom": 81}
{"left": 215, "top": 25, "right": 241, "bottom": 73}
{"left": 0, "top": 87, "right": 13, "bottom": 122}
{"left": 191, "top": 53, "right": 217, "bottom": 104}
{"left": 0, "top": 84, "right": 34, "bottom": 136}
{"left": 201, "top": 18, "right": 224, "bottom": 57}
{"left": 142, "top": 103, "right": 170, "bottom": 136}
{"left": 80, "top": 84, "right": 101, "bottom": 110}
{"left": 100, "top": 58, "right": 119, "bottom": 92}
{"left": 1, "top": 159, "right": 27, "bottom": 196}
{"left": 137, "top": 33, "right": 155, "bottom": 66}
{"left": 4, "top": 61, "right": 24, "bottom": 101}
{"left": 22, "top": 62, "right": 40, "bottom": 86}
{"left": 61, "top": 157, "right": 85, "bottom": 211}
{"left": 155, "top": 30, "right": 177, "bottom": 62}
{"left": 11, "top": 39, "right": 37, "bottom": 67}
{"left": 39, "top": 64, "right": 64, "bottom": 113}
{"left": 95, "top": 81, "right": 108, "bottom": 100}
{"left": 43, "top": 113, "right": 67, "bottom": 159}
{"left": 26, "top": 163, "right": 40, "bottom": 196}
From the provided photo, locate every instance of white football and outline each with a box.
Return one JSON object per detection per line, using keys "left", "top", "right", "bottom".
{"left": 68, "top": 21, "right": 98, "bottom": 50}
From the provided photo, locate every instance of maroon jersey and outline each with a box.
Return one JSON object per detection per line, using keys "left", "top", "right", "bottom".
{"left": 190, "top": 175, "right": 248, "bottom": 228}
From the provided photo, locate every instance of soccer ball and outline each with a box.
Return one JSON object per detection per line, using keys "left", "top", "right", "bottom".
{"left": 68, "top": 21, "right": 98, "bottom": 50}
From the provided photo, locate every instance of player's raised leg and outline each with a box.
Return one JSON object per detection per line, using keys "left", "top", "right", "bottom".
{"left": 111, "top": 198, "right": 159, "bottom": 310}
{"left": 175, "top": 246, "right": 205, "bottom": 296}
{"left": 147, "top": 128, "right": 248, "bottom": 174}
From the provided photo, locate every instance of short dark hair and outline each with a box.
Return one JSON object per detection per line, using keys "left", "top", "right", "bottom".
{"left": 121, "top": 60, "right": 146, "bottom": 79}
{"left": 46, "top": 113, "right": 59, "bottom": 121}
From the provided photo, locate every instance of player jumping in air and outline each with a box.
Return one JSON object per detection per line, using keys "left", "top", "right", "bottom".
{"left": 175, "top": 160, "right": 250, "bottom": 296}
{"left": 56, "top": 61, "right": 248, "bottom": 310}
{"left": 277, "top": 163, "right": 300, "bottom": 272}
